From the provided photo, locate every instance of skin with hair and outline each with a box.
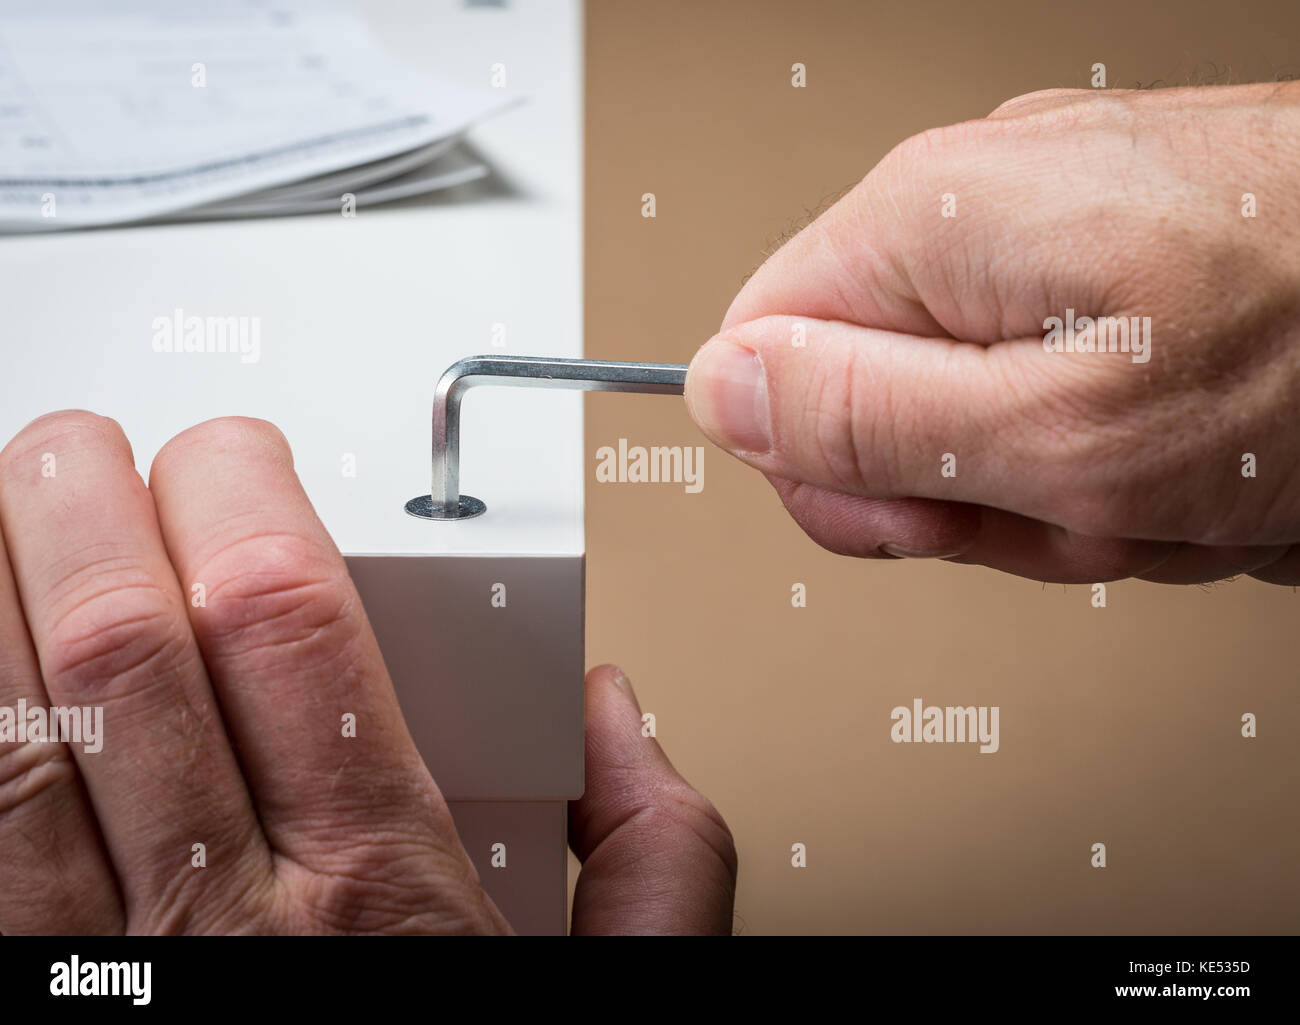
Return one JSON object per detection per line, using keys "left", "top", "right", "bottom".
{"left": 686, "top": 83, "right": 1300, "bottom": 585}
{"left": 0, "top": 412, "right": 736, "bottom": 935}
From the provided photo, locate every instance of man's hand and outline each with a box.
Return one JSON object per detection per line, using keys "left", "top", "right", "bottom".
{"left": 686, "top": 83, "right": 1300, "bottom": 585}
{"left": 0, "top": 412, "right": 735, "bottom": 935}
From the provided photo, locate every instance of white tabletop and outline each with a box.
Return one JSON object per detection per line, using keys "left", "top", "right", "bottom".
{"left": 0, "top": 0, "right": 585, "bottom": 558}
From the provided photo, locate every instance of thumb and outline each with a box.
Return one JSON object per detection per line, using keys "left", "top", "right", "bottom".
{"left": 568, "top": 665, "right": 737, "bottom": 936}
{"left": 685, "top": 314, "right": 1045, "bottom": 509}
{"left": 686, "top": 318, "right": 1182, "bottom": 580}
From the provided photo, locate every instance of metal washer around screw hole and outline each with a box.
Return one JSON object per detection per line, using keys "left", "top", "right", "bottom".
{"left": 405, "top": 494, "right": 487, "bottom": 520}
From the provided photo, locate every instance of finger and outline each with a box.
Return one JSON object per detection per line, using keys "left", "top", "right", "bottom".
{"left": 719, "top": 106, "right": 1117, "bottom": 345}
{"left": 772, "top": 479, "right": 1176, "bottom": 583}
{"left": 686, "top": 316, "right": 1097, "bottom": 528}
{"left": 1247, "top": 545, "right": 1300, "bottom": 586}
{"left": 719, "top": 153, "right": 944, "bottom": 339}
{"left": 569, "top": 665, "right": 737, "bottom": 936}
{"left": 0, "top": 412, "right": 270, "bottom": 928}
{"left": 1135, "top": 542, "right": 1292, "bottom": 585}
{"left": 987, "top": 84, "right": 1274, "bottom": 123}
{"left": 148, "top": 418, "right": 468, "bottom": 880}
{"left": 943, "top": 508, "right": 1175, "bottom": 583}
{"left": 0, "top": 522, "right": 124, "bottom": 935}
{"left": 768, "top": 477, "right": 979, "bottom": 559}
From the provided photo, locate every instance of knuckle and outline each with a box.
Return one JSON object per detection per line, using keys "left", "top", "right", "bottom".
{"left": 883, "top": 119, "right": 998, "bottom": 179}
{"left": 304, "top": 875, "right": 425, "bottom": 934}
{"left": 794, "top": 343, "right": 901, "bottom": 496}
{"left": 805, "top": 354, "right": 869, "bottom": 493}
{"left": 639, "top": 786, "right": 739, "bottom": 885}
{"left": 867, "top": 123, "right": 988, "bottom": 262}
{"left": 673, "top": 792, "right": 739, "bottom": 884}
{"left": 132, "top": 834, "right": 272, "bottom": 934}
{"left": 869, "top": 128, "right": 949, "bottom": 210}
{"left": 44, "top": 572, "right": 191, "bottom": 693}
{"left": 298, "top": 842, "right": 492, "bottom": 935}
{"left": 303, "top": 869, "right": 404, "bottom": 933}
{"left": 0, "top": 736, "right": 79, "bottom": 821}
{"left": 193, "top": 531, "right": 359, "bottom": 670}
{"left": 988, "top": 87, "right": 1090, "bottom": 119}
{"left": 889, "top": 123, "right": 962, "bottom": 167}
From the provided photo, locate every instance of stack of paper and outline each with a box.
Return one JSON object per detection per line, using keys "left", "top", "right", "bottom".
{"left": 0, "top": 0, "right": 518, "bottom": 231}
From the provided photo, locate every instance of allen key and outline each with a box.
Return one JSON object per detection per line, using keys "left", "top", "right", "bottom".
{"left": 406, "top": 354, "right": 689, "bottom": 520}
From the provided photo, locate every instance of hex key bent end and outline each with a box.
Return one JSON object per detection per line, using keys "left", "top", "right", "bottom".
{"left": 405, "top": 355, "right": 688, "bottom": 520}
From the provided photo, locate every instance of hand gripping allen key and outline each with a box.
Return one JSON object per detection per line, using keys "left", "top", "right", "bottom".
{"left": 406, "top": 354, "right": 689, "bottom": 520}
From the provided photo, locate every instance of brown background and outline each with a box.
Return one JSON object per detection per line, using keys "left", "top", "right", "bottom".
{"left": 574, "top": 0, "right": 1300, "bottom": 933}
